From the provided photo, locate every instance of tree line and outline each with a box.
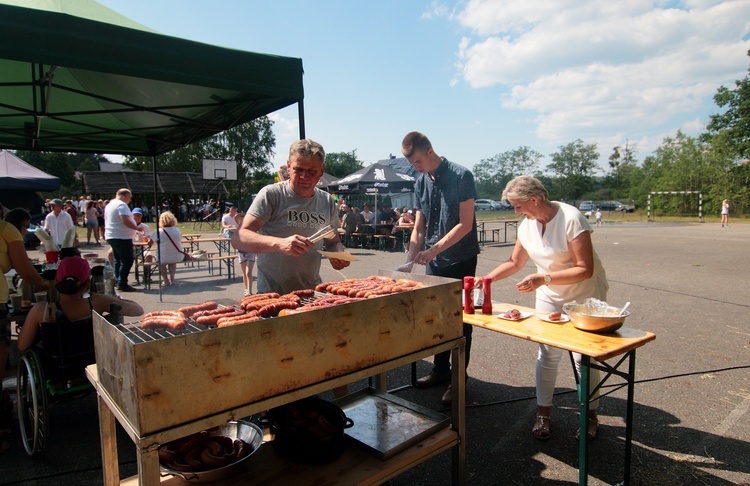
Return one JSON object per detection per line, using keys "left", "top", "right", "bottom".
{"left": 473, "top": 51, "right": 750, "bottom": 217}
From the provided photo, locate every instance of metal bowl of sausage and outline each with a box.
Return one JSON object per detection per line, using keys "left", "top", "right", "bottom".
{"left": 563, "top": 302, "right": 629, "bottom": 333}
{"left": 159, "top": 420, "right": 263, "bottom": 483}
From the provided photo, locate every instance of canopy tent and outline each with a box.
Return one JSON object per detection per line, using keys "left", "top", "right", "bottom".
{"left": 0, "top": 0, "right": 305, "bottom": 300}
{"left": 0, "top": 0, "right": 305, "bottom": 155}
{"left": 327, "top": 164, "right": 415, "bottom": 195}
{"left": 327, "top": 163, "right": 415, "bottom": 217}
{"left": 315, "top": 172, "right": 338, "bottom": 190}
{"left": 0, "top": 149, "right": 60, "bottom": 191}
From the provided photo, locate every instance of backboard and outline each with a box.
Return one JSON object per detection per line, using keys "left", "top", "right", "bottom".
{"left": 202, "top": 159, "right": 238, "bottom": 180}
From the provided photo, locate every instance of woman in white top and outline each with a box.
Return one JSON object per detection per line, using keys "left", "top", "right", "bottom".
{"left": 477, "top": 176, "right": 609, "bottom": 442}
{"left": 156, "top": 211, "right": 184, "bottom": 287}
{"left": 721, "top": 199, "right": 730, "bottom": 227}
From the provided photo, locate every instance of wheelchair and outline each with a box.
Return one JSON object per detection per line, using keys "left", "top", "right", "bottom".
{"left": 15, "top": 303, "right": 120, "bottom": 456}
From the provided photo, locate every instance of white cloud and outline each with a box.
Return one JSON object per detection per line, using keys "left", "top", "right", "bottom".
{"left": 268, "top": 111, "right": 300, "bottom": 166}
{"left": 450, "top": 0, "right": 750, "bottom": 150}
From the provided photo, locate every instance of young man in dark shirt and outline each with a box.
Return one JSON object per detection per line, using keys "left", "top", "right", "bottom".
{"left": 399, "top": 131, "right": 480, "bottom": 406}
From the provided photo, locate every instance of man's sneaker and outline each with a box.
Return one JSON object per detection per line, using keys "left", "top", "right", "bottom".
{"left": 117, "top": 284, "right": 137, "bottom": 292}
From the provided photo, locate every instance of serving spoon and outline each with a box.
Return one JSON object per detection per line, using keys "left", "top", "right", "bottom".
{"left": 618, "top": 301, "right": 631, "bottom": 317}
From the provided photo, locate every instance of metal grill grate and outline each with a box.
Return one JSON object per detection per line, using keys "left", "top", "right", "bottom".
{"left": 115, "top": 296, "right": 323, "bottom": 345}
{"left": 115, "top": 319, "right": 210, "bottom": 344}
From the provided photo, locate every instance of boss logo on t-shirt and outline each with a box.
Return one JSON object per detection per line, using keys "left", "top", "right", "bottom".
{"left": 287, "top": 210, "right": 327, "bottom": 227}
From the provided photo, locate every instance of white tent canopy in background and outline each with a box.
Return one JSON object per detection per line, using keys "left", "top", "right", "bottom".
{"left": 0, "top": 150, "right": 60, "bottom": 191}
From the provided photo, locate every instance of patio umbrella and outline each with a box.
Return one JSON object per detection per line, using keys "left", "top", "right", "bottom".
{"left": 327, "top": 164, "right": 415, "bottom": 216}
{"left": 315, "top": 172, "right": 337, "bottom": 190}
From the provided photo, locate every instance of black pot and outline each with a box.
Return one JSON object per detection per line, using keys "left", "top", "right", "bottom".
{"left": 263, "top": 397, "right": 354, "bottom": 465}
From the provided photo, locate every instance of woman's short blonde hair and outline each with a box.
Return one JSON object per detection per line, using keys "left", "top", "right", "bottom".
{"left": 502, "top": 176, "right": 549, "bottom": 202}
{"left": 159, "top": 211, "right": 177, "bottom": 227}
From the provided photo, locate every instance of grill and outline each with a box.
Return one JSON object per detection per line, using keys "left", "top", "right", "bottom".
{"left": 92, "top": 272, "right": 463, "bottom": 436}
{"left": 116, "top": 319, "right": 210, "bottom": 343}
{"left": 116, "top": 296, "right": 322, "bottom": 344}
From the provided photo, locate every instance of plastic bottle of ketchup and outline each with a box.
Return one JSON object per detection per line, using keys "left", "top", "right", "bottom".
{"left": 482, "top": 276, "right": 493, "bottom": 315}
{"left": 463, "top": 277, "right": 474, "bottom": 314}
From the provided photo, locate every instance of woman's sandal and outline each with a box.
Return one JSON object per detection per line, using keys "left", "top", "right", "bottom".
{"left": 575, "top": 417, "right": 599, "bottom": 441}
{"left": 532, "top": 415, "right": 551, "bottom": 441}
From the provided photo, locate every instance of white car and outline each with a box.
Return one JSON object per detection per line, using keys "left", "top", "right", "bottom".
{"left": 475, "top": 199, "right": 497, "bottom": 210}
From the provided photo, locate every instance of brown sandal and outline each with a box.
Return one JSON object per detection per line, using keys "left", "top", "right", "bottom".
{"left": 576, "top": 417, "right": 598, "bottom": 441}
{"left": 532, "top": 415, "right": 551, "bottom": 441}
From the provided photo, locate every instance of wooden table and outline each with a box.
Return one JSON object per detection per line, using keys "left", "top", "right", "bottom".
{"left": 180, "top": 234, "right": 202, "bottom": 253}
{"left": 190, "top": 237, "right": 235, "bottom": 277}
{"left": 394, "top": 223, "right": 414, "bottom": 251}
{"left": 131, "top": 241, "right": 152, "bottom": 285}
{"left": 463, "top": 303, "right": 655, "bottom": 486}
{"left": 132, "top": 237, "right": 203, "bottom": 286}
{"left": 476, "top": 219, "right": 519, "bottom": 246}
{"left": 191, "top": 236, "right": 232, "bottom": 255}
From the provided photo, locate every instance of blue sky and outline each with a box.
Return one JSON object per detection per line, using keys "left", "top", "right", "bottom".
{"left": 97, "top": 0, "right": 750, "bottom": 173}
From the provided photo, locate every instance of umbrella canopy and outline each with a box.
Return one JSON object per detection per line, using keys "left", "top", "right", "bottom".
{"left": 315, "top": 172, "right": 338, "bottom": 189}
{"left": 0, "top": 0, "right": 305, "bottom": 156}
{"left": 0, "top": 149, "right": 60, "bottom": 191}
{"left": 327, "top": 163, "right": 415, "bottom": 195}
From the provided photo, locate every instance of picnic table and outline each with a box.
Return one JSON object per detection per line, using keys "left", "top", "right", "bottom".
{"left": 476, "top": 219, "right": 520, "bottom": 246}
{"left": 464, "top": 303, "right": 655, "bottom": 485}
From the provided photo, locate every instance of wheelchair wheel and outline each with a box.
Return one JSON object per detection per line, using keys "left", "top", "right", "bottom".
{"left": 16, "top": 350, "right": 48, "bottom": 457}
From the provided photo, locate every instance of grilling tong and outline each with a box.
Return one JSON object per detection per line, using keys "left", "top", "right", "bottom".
{"left": 308, "top": 225, "right": 335, "bottom": 244}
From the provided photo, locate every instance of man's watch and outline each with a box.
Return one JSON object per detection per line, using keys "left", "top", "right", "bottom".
{"left": 544, "top": 274, "right": 552, "bottom": 285}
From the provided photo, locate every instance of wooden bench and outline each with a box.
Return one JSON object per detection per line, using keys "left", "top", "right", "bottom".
{"left": 135, "top": 262, "right": 158, "bottom": 290}
{"left": 372, "top": 234, "right": 397, "bottom": 251}
{"left": 205, "top": 255, "right": 237, "bottom": 279}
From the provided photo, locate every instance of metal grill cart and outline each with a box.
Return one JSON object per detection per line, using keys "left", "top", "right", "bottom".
{"left": 86, "top": 272, "right": 467, "bottom": 485}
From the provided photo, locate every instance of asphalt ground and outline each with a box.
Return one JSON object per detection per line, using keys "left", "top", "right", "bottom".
{"left": 1, "top": 221, "right": 748, "bottom": 485}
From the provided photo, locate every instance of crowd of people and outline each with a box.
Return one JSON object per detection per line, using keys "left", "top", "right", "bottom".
{"left": 335, "top": 199, "right": 417, "bottom": 251}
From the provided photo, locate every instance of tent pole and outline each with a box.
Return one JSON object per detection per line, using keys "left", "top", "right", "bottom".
{"left": 153, "top": 155, "right": 162, "bottom": 303}
{"left": 298, "top": 101, "right": 306, "bottom": 139}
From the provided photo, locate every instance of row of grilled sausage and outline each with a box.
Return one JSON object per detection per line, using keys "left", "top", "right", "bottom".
{"left": 139, "top": 276, "right": 424, "bottom": 331}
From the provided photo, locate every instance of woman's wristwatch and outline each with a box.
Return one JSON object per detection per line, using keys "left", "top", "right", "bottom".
{"left": 544, "top": 274, "right": 552, "bottom": 285}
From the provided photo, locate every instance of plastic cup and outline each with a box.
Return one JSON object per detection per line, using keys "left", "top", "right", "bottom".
{"left": 35, "top": 292, "right": 47, "bottom": 303}
{"left": 10, "top": 294, "right": 22, "bottom": 311}
{"left": 45, "top": 250, "right": 60, "bottom": 263}
{"left": 95, "top": 282, "right": 105, "bottom": 294}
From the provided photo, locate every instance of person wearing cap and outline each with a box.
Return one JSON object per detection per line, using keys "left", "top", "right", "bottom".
{"left": 131, "top": 208, "right": 152, "bottom": 240}
{"left": 43, "top": 198, "right": 77, "bottom": 248}
{"left": 17, "top": 256, "right": 143, "bottom": 353}
{"left": 104, "top": 189, "right": 140, "bottom": 293}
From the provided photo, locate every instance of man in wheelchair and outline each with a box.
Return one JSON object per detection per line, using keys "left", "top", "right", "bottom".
{"left": 15, "top": 256, "right": 143, "bottom": 456}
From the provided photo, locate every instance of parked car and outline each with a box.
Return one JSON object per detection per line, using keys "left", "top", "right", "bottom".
{"left": 598, "top": 200, "right": 635, "bottom": 212}
{"left": 475, "top": 199, "right": 496, "bottom": 211}
{"left": 597, "top": 201, "right": 622, "bottom": 211}
{"left": 578, "top": 201, "right": 596, "bottom": 212}
{"left": 494, "top": 200, "right": 513, "bottom": 210}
